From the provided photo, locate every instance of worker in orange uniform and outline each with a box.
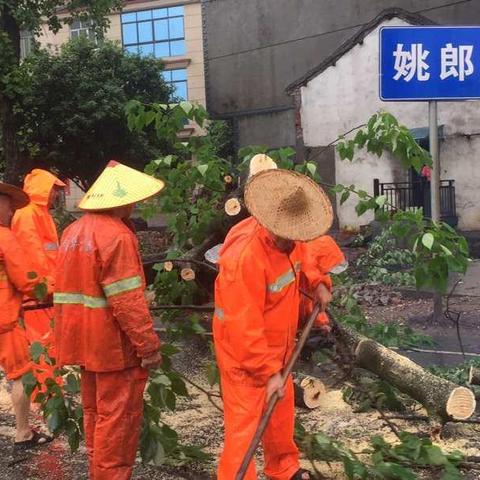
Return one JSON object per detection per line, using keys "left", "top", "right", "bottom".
{"left": 301, "top": 235, "right": 348, "bottom": 330}
{"left": 12, "top": 169, "right": 66, "bottom": 344}
{"left": 213, "top": 168, "right": 334, "bottom": 480}
{"left": 0, "top": 182, "right": 53, "bottom": 449}
{"left": 54, "top": 161, "right": 164, "bottom": 480}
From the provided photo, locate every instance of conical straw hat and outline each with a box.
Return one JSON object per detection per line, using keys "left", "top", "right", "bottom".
{"left": 244, "top": 169, "right": 333, "bottom": 241}
{"left": 0, "top": 182, "right": 29, "bottom": 210}
{"left": 78, "top": 160, "right": 165, "bottom": 211}
{"left": 248, "top": 154, "right": 278, "bottom": 178}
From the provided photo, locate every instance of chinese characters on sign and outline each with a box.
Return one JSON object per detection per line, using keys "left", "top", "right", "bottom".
{"left": 393, "top": 43, "right": 474, "bottom": 82}
{"left": 380, "top": 27, "right": 480, "bottom": 100}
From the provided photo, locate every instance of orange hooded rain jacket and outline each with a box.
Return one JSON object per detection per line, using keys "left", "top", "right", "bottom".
{"left": 213, "top": 217, "right": 330, "bottom": 479}
{"left": 54, "top": 213, "right": 160, "bottom": 371}
{"left": 12, "top": 169, "right": 65, "bottom": 279}
{"left": 0, "top": 226, "right": 39, "bottom": 379}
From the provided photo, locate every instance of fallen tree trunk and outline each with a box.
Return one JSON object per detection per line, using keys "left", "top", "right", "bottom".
{"left": 332, "top": 324, "right": 476, "bottom": 423}
{"left": 469, "top": 367, "right": 480, "bottom": 386}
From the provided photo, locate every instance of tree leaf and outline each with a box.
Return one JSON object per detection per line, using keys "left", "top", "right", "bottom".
{"left": 422, "top": 233, "right": 435, "bottom": 250}
{"left": 153, "top": 441, "right": 166, "bottom": 466}
{"left": 197, "top": 164, "right": 208, "bottom": 177}
{"left": 30, "top": 341, "right": 45, "bottom": 363}
{"left": 340, "top": 190, "right": 350, "bottom": 205}
{"left": 34, "top": 282, "right": 48, "bottom": 301}
{"left": 306, "top": 162, "right": 317, "bottom": 177}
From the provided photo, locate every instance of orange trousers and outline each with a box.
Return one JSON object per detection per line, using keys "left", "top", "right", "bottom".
{"left": 81, "top": 366, "right": 148, "bottom": 480}
{"left": 218, "top": 374, "right": 299, "bottom": 480}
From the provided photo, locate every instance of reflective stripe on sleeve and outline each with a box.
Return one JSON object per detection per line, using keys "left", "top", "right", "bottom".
{"left": 54, "top": 292, "right": 108, "bottom": 309}
{"left": 103, "top": 275, "right": 142, "bottom": 298}
{"left": 267, "top": 261, "right": 301, "bottom": 293}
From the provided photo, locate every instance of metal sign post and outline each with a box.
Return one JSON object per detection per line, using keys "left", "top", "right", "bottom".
{"left": 428, "top": 100, "right": 443, "bottom": 318}
{"left": 428, "top": 101, "right": 440, "bottom": 223}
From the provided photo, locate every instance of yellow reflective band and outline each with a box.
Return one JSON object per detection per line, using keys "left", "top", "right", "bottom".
{"left": 54, "top": 292, "right": 108, "bottom": 309}
{"left": 268, "top": 262, "right": 301, "bottom": 294}
{"left": 103, "top": 275, "right": 142, "bottom": 298}
{"left": 214, "top": 306, "right": 224, "bottom": 321}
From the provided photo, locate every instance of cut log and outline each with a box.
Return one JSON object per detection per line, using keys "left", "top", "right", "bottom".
{"left": 354, "top": 338, "right": 476, "bottom": 422}
{"left": 180, "top": 268, "right": 196, "bottom": 282}
{"left": 469, "top": 367, "right": 480, "bottom": 386}
{"left": 163, "top": 261, "right": 174, "bottom": 272}
{"left": 294, "top": 376, "right": 326, "bottom": 409}
{"left": 225, "top": 197, "right": 242, "bottom": 217}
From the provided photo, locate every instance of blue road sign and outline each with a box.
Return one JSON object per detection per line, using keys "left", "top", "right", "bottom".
{"left": 380, "top": 26, "right": 480, "bottom": 101}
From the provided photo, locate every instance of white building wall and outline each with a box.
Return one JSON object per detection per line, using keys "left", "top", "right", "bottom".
{"left": 300, "top": 17, "right": 480, "bottom": 230}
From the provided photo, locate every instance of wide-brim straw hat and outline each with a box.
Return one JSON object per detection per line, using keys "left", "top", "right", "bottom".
{"left": 244, "top": 169, "right": 333, "bottom": 241}
{"left": 248, "top": 154, "right": 278, "bottom": 178}
{"left": 0, "top": 182, "right": 29, "bottom": 210}
{"left": 78, "top": 160, "right": 165, "bottom": 211}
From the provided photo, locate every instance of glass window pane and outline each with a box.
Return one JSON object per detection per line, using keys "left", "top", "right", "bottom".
{"left": 154, "top": 19, "right": 169, "bottom": 41}
{"left": 137, "top": 10, "right": 152, "bottom": 21}
{"left": 154, "top": 42, "right": 170, "bottom": 58}
{"left": 168, "top": 17, "right": 184, "bottom": 39}
{"left": 168, "top": 6, "right": 184, "bottom": 17}
{"left": 122, "top": 23, "right": 137, "bottom": 45}
{"left": 71, "top": 20, "right": 81, "bottom": 29}
{"left": 125, "top": 45, "right": 139, "bottom": 55}
{"left": 173, "top": 81, "right": 187, "bottom": 100}
{"left": 121, "top": 12, "right": 136, "bottom": 23}
{"left": 153, "top": 8, "right": 167, "bottom": 19}
{"left": 161, "top": 71, "right": 172, "bottom": 82}
{"left": 170, "top": 40, "right": 185, "bottom": 56}
{"left": 171, "top": 68, "right": 187, "bottom": 81}
{"left": 71, "top": 30, "right": 79, "bottom": 39}
{"left": 139, "top": 43, "right": 154, "bottom": 57}
{"left": 138, "top": 22, "right": 153, "bottom": 42}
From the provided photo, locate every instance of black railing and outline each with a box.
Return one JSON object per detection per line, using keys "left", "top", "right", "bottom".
{"left": 373, "top": 179, "right": 457, "bottom": 225}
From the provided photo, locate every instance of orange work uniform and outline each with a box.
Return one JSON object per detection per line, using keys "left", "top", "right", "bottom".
{"left": 54, "top": 213, "right": 160, "bottom": 480}
{"left": 0, "top": 226, "right": 39, "bottom": 380}
{"left": 12, "top": 169, "right": 64, "bottom": 344}
{"left": 301, "top": 235, "right": 346, "bottom": 327}
{"left": 213, "top": 217, "right": 329, "bottom": 480}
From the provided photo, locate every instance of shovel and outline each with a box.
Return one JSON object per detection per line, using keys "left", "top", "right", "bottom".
{"left": 235, "top": 301, "right": 322, "bottom": 480}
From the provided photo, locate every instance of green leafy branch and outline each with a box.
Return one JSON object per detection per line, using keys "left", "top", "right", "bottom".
{"left": 296, "top": 423, "right": 464, "bottom": 480}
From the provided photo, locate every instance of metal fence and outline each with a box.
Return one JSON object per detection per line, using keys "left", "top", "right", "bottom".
{"left": 373, "top": 179, "right": 457, "bottom": 224}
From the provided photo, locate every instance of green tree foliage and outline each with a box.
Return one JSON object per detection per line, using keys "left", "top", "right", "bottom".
{"left": 335, "top": 111, "right": 470, "bottom": 293}
{"left": 0, "top": 0, "right": 124, "bottom": 182}
{"left": 12, "top": 38, "right": 172, "bottom": 189}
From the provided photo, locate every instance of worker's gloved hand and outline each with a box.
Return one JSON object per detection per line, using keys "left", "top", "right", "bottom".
{"left": 266, "top": 372, "right": 284, "bottom": 403}
{"left": 141, "top": 350, "right": 162, "bottom": 370}
{"left": 315, "top": 282, "right": 332, "bottom": 312}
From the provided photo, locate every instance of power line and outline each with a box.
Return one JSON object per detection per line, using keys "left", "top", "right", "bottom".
{"left": 206, "top": 0, "right": 473, "bottom": 62}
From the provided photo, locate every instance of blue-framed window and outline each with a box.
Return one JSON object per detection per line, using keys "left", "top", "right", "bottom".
{"left": 121, "top": 6, "right": 185, "bottom": 58}
{"left": 162, "top": 68, "right": 188, "bottom": 100}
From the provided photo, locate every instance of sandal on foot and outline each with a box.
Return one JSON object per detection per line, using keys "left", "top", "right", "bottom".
{"left": 291, "top": 469, "right": 313, "bottom": 480}
{"left": 14, "top": 430, "right": 53, "bottom": 451}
